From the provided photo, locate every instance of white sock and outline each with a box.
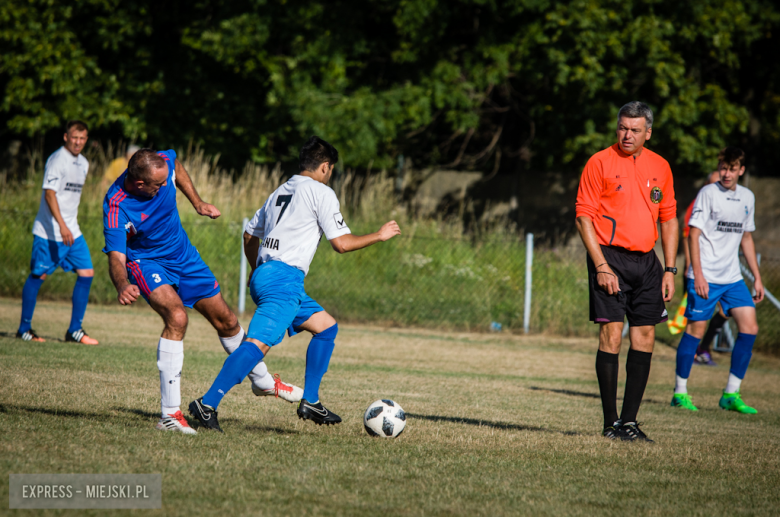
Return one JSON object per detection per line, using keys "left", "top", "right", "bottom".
{"left": 157, "top": 337, "right": 184, "bottom": 417}
{"left": 725, "top": 373, "right": 742, "bottom": 394}
{"left": 218, "top": 327, "right": 274, "bottom": 391}
{"left": 674, "top": 375, "right": 688, "bottom": 394}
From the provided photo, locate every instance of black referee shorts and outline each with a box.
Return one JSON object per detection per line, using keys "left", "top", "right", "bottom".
{"left": 587, "top": 245, "right": 668, "bottom": 327}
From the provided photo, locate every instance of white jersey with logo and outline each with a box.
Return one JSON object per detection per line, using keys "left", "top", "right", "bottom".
{"left": 246, "top": 175, "right": 351, "bottom": 275}
{"left": 32, "top": 146, "right": 89, "bottom": 242}
{"left": 686, "top": 182, "right": 755, "bottom": 284}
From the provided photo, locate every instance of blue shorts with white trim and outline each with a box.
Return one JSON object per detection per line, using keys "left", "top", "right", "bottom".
{"left": 684, "top": 280, "right": 754, "bottom": 321}
{"left": 30, "top": 235, "right": 93, "bottom": 276}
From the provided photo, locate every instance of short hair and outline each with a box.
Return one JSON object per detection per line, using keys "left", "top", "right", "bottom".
{"left": 299, "top": 136, "right": 339, "bottom": 173}
{"left": 718, "top": 146, "right": 745, "bottom": 168}
{"left": 617, "top": 101, "right": 653, "bottom": 129}
{"left": 127, "top": 149, "right": 166, "bottom": 182}
{"left": 65, "top": 120, "right": 89, "bottom": 133}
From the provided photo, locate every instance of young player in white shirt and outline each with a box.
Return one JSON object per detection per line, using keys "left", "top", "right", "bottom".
{"left": 671, "top": 147, "right": 765, "bottom": 413}
{"left": 189, "top": 136, "right": 401, "bottom": 431}
{"left": 16, "top": 120, "right": 98, "bottom": 345}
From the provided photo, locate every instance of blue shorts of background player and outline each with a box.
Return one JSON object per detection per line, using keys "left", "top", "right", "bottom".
{"left": 684, "top": 280, "right": 754, "bottom": 321}
{"left": 126, "top": 243, "right": 220, "bottom": 308}
{"left": 30, "top": 235, "right": 93, "bottom": 275}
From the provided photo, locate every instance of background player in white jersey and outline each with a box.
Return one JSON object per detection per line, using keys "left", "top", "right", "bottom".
{"left": 189, "top": 136, "right": 401, "bottom": 432}
{"left": 671, "top": 147, "right": 764, "bottom": 413}
{"left": 16, "top": 120, "right": 98, "bottom": 345}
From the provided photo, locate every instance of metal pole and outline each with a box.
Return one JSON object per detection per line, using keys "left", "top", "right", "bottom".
{"left": 238, "top": 217, "right": 248, "bottom": 315}
{"left": 523, "top": 233, "right": 534, "bottom": 334}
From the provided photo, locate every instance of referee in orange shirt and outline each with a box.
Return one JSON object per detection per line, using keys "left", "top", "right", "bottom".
{"left": 576, "top": 101, "right": 678, "bottom": 442}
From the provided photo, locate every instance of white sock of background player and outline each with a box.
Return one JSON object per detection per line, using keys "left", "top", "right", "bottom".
{"left": 219, "top": 327, "right": 275, "bottom": 391}
{"left": 157, "top": 337, "right": 184, "bottom": 417}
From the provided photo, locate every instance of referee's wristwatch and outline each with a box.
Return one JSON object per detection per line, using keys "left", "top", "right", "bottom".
{"left": 665, "top": 267, "right": 677, "bottom": 275}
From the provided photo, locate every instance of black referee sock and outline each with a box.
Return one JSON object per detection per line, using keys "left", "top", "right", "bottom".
{"left": 595, "top": 350, "right": 620, "bottom": 428}
{"left": 698, "top": 313, "right": 728, "bottom": 354}
{"left": 620, "top": 349, "right": 653, "bottom": 424}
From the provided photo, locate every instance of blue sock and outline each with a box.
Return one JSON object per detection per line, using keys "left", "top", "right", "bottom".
{"left": 202, "top": 342, "right": 264, "bottom": 409}
{"left": 303, "top": 324, "right": 338, "bottom": 403}
{"left": 19, "top": 275, "right": 45, "bottom": 334}
{"left": 730, "top": 333, "right": 756, "bottom": 379}
{"left": 68, "top": 276, "right": 93, "bottom": 333}
{"left": 675, "top": 332, "right": 701, "bottom": 379}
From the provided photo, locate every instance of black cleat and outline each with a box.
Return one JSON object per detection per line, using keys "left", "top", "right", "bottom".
{"left": 602, "top": 422, "right": 620, "bottom": 440}
{"left": 16, "top": 329, "right": 45, "bottom": 342}
{"left": 617, "top": 421, "right": 653, "bottom": 443}
{"left": 297, "top": 399, "right": 342, "bottom": 426}
{"left": 188, "top": 398, "right": 223, "bottom": 433}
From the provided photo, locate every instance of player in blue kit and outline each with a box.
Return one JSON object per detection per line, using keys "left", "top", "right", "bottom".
{"left": 104, "top": 149, "right": 301, "bottom": 435}
{"left": 188, "top": 136, "right": 401, "bottom": 432}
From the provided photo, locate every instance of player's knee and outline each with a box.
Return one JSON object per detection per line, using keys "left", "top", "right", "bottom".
{"left": 76, "top": 269, "right": 94, "bottom": 278}
{"left": 168, "top": 309, "right": 189, "bottom": 333}
{"left": 740, "top": 322, "right": 758, "bottom": 335}
{"left": 315, "top": 322, "right": 338, "bottom": 340}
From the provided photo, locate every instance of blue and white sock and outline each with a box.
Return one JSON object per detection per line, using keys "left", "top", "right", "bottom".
{"left": 68, "top": 276, "right": 93, "bottom": 334}
{"left": 726, "top": 333, "right": 757, "bottom": 393}
{"left": 674, "top": 332, "right": 701, "bottom": 392}
{"left": 203, "top": 342, "right": 265, "bottom": 409}
{"left": 19, "top": 274, "right": 45, "bottom": 334}
{"left": 302, "top": 324, "right": 338, "bottom": 403}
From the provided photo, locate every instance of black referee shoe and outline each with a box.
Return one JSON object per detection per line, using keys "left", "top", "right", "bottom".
{"left": 188, "top": 398, "right": 223, "bottom": 433}
{"left": 297, "top": 399, "right": 342, "bottom": 426}
{"left": 617, "top": 422, "right": 653, "bottom": 443}
{"left": 602, "top": 422, "right": 621, "bottom": 440}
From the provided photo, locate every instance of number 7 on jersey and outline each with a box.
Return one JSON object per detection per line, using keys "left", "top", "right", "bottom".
{"left": 276, "top": 195, "right": 292, "bottom": 223}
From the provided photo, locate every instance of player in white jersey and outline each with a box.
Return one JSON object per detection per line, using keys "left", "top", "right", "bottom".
{"left": 671, "top": 147, "right": 764, "bottom": 414}
{"left": 189, "top": 136, "right": 401, "bottom": 432}
{"left": 16, "top": 120, "right": 98, "bottom": 345}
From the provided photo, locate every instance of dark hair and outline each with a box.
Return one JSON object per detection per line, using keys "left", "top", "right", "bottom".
{"left": 65, "top": 120, "right": 89, "bottom": 133}
{"left": 718, "top": 146, "right": 745, "bottom": 168}
{"left": 127, "top": 149, "right": 166, "bottom": 181}
{"left": 299, "top": 136, "right": 339, "bottom": 173}
{"left": 617, "top": 101, "right": 653, "bottom": 129}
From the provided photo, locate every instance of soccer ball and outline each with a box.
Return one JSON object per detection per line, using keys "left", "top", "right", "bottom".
{"left": 363, "top": 399, "right": 406, "bottom": 438}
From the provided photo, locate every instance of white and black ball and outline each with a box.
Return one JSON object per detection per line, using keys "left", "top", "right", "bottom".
{"left": 363, "top": 399, "right": 406, "bottom": 438}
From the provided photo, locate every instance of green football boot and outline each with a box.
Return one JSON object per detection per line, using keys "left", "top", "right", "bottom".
{"left": 719, "top": 391, "right": 757, "bottom": 414}
{"left": 671, "top": 393, "right": 698, "bottom": 411}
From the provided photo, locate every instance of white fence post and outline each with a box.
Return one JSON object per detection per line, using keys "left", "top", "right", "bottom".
{"left": 238, "top": 217, "right": 248, "bottom": 315}
{"left": 523, "top": 233, "right": 534, "bottom": 334}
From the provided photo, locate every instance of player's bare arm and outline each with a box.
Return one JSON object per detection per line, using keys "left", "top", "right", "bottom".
{"left": 44, "top": 189, "right": 74, "bottom": 246}
{"left": 329, "top": 220, "right": 401, "bottom": 254}
{"left": 688, "top": 226, "right": 709, "bottom": 300}
{"left": 107, "top": 251, "right": 140, "bottom": 305}
{"left": 173, "top": 159, "right": 220, "bottom": 219}
{"left": 575, "top": 216, "right": 620, "bottom": 295}
{"left": 659, "top": 218, "right": 678, "bottom": 302}
{"left": 243, "top": 231, "right": 260, "bottom": 274}
{"left": 740, "top": 232, "right": 764, "bottom": 302}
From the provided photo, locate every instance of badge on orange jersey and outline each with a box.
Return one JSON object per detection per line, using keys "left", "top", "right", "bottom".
{"left": 650, "top": 186, "right": 663, "bottom": 204}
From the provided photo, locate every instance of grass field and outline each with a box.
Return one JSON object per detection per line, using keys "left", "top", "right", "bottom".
{"left": 2, "top": 298, "right": 780, "bottom": 516}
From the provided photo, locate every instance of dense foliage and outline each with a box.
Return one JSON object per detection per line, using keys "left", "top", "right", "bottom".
{"left": 2, "top": 0, "right": 779, "bottom": 176}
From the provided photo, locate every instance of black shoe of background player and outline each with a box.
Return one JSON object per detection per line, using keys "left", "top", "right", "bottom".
{"left": 188, "top": 398, "right": 223, "bottom": 433}
{"left": 602, "top": 421, "right": 621, "bottom": 440}
{"left": 297, "top": 399, "right": 342, "bottom": 425}
{"left": 618, "top": 421, "right": 653, "bottom": 443}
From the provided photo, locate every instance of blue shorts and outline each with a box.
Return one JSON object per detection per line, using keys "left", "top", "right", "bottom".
{"left": 685, "top": 280, "right": 754, "bottom": 321}
{"left": 30, "top": 235, "right": 93, "bottom": 276}
{"left": 127, "top": 244, "right": 220, "bottom": 308}
{"left": 246, "top": 260, "right": 325, "bottom": 346}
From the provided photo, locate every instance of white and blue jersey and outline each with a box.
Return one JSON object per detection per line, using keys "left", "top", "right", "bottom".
{"left": 102, "top": 150, "right": 219, "bottom": 307}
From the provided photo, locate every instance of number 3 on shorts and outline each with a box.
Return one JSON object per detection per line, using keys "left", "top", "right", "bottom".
{"left": 152, "top": 273, "right": 162, "bottom": 283}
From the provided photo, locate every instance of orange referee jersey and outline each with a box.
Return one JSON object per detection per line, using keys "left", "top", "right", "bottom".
{"left": 576, "top": 143, "right": 676, "bottom": 253}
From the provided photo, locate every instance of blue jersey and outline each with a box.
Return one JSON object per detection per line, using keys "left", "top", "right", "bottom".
{"left": 102, "top": 150, "right": 192, "bottom": 262}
